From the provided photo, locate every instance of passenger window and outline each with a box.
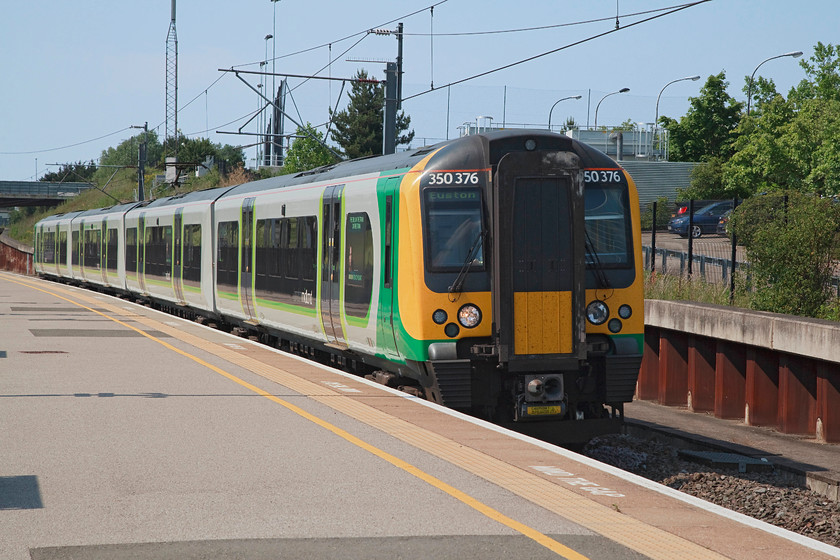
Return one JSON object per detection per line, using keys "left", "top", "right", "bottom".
{"left": 344, "top": 212, "right": 373, "bottom": 319}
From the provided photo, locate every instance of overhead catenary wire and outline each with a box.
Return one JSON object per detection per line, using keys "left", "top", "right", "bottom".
{"left": 399, "top": 2, "right": 701, "bottom": 37}
{"left": 402, "top": 0, "right": 712, "bottom": 103}
{"left": 0, "top": 127, "right": 133, "bottom": 156}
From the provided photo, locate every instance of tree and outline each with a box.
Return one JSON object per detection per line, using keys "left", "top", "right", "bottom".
{"left": 282, "top": 124, "right": 337, "bottom": 174}
{"left": 791, "top": 42, "right": 840, "bottom": 103}
{"left": 659, "top": 72, "right": 743, "bottom": 163}
{"left": 100, "top": 130, "right": 163, "bottom": 168}
{"left": 330, "top": 69, "right": 414, "bottom": 159}
{"left": 723, "top": 44, "right": 840, "bottom": 197}
{"left": 39, "top": 161, "right": 97, "bottom": 183}
{"left": 160, "top": 136, "right": 245, "bottom": 170}
{"left": 730, "top": 192, "right": 840, "bottom": 317}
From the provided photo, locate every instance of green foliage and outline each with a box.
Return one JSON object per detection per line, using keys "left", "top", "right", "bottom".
{"left": 330, "top": 69, "right": 414, "bottom": 159}
{"left": 723, "top": 44, "right": 840, "bottom": 198}
{"left": 724, "top": 97, "right": 840, "bottom": 196}
{"left": 161, "top": 136, "right": 244, "bottom": 170}
{"left": 660, "top": 72, "right": 743, "bottom": 163}
{"left": 640, "top": 196, "right": 671, "bottom": 230}
{"left": 791, "top": 42, "right": 840, "bottom": 103}
{"left": 282, "top": 124, "right": 337, "bottom": 174}
{"left": 100, "top": 130, "right": 163, "bottom": 168}
{"left": 40, "top": 161, "right": 97, "bottom": 183}
{"left": 730, "top": 193, "right": 840, "bottom": 317}
{"left": 680, "top": 157, "right": 744, "bottom": 199}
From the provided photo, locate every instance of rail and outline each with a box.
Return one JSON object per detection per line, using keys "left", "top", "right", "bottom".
{"left": 641, "top": 299, "right": 840, "bottom": 443}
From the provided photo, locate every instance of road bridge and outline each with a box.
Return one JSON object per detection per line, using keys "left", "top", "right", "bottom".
{"left": 0, "top": 180, "right": 93, "bottom": 208}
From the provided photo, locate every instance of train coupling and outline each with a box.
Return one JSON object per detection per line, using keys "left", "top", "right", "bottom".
{"left": 513, "top": 374, "right": 567, "bottom": 421}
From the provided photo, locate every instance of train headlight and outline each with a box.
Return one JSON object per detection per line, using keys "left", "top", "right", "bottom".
{"left": 608, "top": 319, "right": 623, "bottom": 333}
{"left": 458, "top": 304, "right": 482, "bottom": 328}
{"left": 432, "top": 309, "right": 448, "bottom": 324}
{"left": 586, "top": 301, "right": 609, "bottom": 325}
{"left": 618, "top": 304, "right": 632, "bottom": 319}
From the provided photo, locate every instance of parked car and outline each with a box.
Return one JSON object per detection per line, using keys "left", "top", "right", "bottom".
{"left": 668, "top": 201, "right": 733, "bottom": 238}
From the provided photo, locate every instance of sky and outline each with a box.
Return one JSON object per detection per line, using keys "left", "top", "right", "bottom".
{"left": 0, "top": 0, "right": 836, "bottom": 182}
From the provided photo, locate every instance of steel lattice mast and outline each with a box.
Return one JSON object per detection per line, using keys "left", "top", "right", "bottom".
{"left": 165, "top": 0, "right": 178, "bottom": 159}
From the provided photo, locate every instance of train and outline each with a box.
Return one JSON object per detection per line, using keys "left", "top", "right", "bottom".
{"left": 34, "top": 130, "right": 644, "bottom": 442}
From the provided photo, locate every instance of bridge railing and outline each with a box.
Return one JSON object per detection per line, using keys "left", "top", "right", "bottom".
{"left": 0, "top": 181, "right": 93, "bottom": 199}
{"left": 641, "top": 299, "right": 840, "bottom": 443}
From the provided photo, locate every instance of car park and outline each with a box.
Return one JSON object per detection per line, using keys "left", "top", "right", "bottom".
{"left": 668, "top": 201, "right": 733, "bottom": 238}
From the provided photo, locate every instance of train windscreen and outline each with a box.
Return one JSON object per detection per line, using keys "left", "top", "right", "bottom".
{"left": 424, "top": 188, "right": 485, "bottom": 272}
{"left": 584, "top": 185, "right": 631, "bottom": 266}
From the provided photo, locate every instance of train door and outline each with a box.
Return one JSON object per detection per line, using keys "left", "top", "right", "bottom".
{"left": 58, "top": 228, "right": 67, "bottom": 276}
{"left": 492, "top": 150, "right": 587, "bottom": 370}
{"left": 100, "top": 218, "right": 108, "bottom": 285}
{"left": 138, "top": 213, "right": 147, "bottom": 294}
{"left": 378, "top": 178, "right": 401, "bottom": 359}
{"left": 320, "top": 185, "right": 346, "bottom": 346}
{"left": 173, "top": 209, "right": 185, "bottom": 304}
{"left": 240, "top": 198, "right": 257, "bottom": 322}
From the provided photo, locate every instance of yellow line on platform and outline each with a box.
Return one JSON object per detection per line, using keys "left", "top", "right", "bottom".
{"left": 3, "top": 274, "right": 589, "bottom": 560}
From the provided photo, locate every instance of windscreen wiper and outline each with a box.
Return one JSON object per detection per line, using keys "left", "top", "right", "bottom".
{"left": 584, "top": 228, "right": 611, "bottom": 289}
{"left": 448, "top": 230, "right": 485, "bottom": 298}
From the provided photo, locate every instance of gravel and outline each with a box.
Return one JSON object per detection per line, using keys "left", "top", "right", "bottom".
{"left": 582, "top": 433, "right": 840, "bottom": 548}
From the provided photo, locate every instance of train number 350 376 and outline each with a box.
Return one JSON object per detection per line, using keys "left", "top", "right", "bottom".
{"left": 427, "top": 172, "right": 480, "bottom": 185}
{"left": 584, "top": 170, "right": 622, "bottom": 183}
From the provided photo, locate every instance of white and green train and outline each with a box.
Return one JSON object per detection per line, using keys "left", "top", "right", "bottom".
{"left": 35, "top": 130, "right": 644, "bottom": 442}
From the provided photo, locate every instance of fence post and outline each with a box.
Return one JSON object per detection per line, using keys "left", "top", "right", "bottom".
{"left": 729, "top": 198, "right": 739, "bottom": 304}
{"left": 687, "top": 199, "right": 694, "bottom": 277}
{"left": 650, "top": 201, "right": 657, "bottom": 273}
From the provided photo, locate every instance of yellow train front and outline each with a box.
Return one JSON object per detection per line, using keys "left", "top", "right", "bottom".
{"left": 396, "top": 131, "right": 643, "bottom": 441}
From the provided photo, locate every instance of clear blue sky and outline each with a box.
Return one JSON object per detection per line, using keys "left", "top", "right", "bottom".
{"left": 0, "top": 0, "right": 835, "bottom": 181}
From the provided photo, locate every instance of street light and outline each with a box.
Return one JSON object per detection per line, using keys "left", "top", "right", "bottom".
{"left": 548, "top": 95, "right": 582, "bottom": 130}
{"left": 746, "top": 51, "right": 803, "bottom": 115}
{"left": 654, "top": 75, "right": 700, "bottom": 160}
{"left": 594, "top": 88, "right": 629, "bottom": 129}
{"left": 655, "top": 75, "right": 700, "bottom": 128}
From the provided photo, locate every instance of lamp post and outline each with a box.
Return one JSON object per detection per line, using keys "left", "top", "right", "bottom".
{"left": 547, "top": 95, "right": 582, "bottom": 131}
{"left": 746, "top": 51, "right": 802, "bottom": 115}
{"left": 654, "top": 75, "right": 700, "bottom": 160}
{"left": 594, "top": 88, "right": 629, "bottom": 129}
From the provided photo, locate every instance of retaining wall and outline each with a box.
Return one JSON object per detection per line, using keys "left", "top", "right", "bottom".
{"left": 0, "top": 231, "right": 33, "bottom": 275}
{"left": 642, "top": 300, "right": 840, "bottom": 443}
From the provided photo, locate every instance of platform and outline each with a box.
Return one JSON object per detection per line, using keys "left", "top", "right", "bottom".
{"left": 1, "top": 271, "right": 838, "bottom": 560}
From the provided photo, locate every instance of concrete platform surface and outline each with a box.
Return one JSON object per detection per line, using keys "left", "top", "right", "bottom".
{"left": 2, "top": 271, "right": 839, "bottom": 560}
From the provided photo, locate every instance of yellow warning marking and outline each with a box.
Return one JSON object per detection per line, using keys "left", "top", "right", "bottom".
{"left": 514, "top": 291, "right": 573, "bottom": 354}
{"left": 3, "top": 274, "right": 588, "bottom": 560}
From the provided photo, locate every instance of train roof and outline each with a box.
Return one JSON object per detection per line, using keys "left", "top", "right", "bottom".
{"left": 219, "top": 130, "right": 619, "bottom": 199}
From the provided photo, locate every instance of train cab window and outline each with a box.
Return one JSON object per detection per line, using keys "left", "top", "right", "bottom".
{"left": 183, "top": 224, "right": 201, "bottom": 285}
{"left": 126, "top": 227, "right": 137, "bottom": 273}
{"left": 584, "top": 185, "right": 632, "bottom": 266}
{"left": 106, "top": 228, "right": 118, "bottom": 272}
{"left": 217, "top": 221, "right": 239, "bottom": 292}
{"left": 344, "top": 213, "right": 373, "bottom": 318}
{"left": 424, "top": 188, "right": 485, "bottom": 272}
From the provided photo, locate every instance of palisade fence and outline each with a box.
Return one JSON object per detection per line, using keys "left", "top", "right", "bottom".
{"left": 641, "top": 199, "right": 840, "bottom": 300}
